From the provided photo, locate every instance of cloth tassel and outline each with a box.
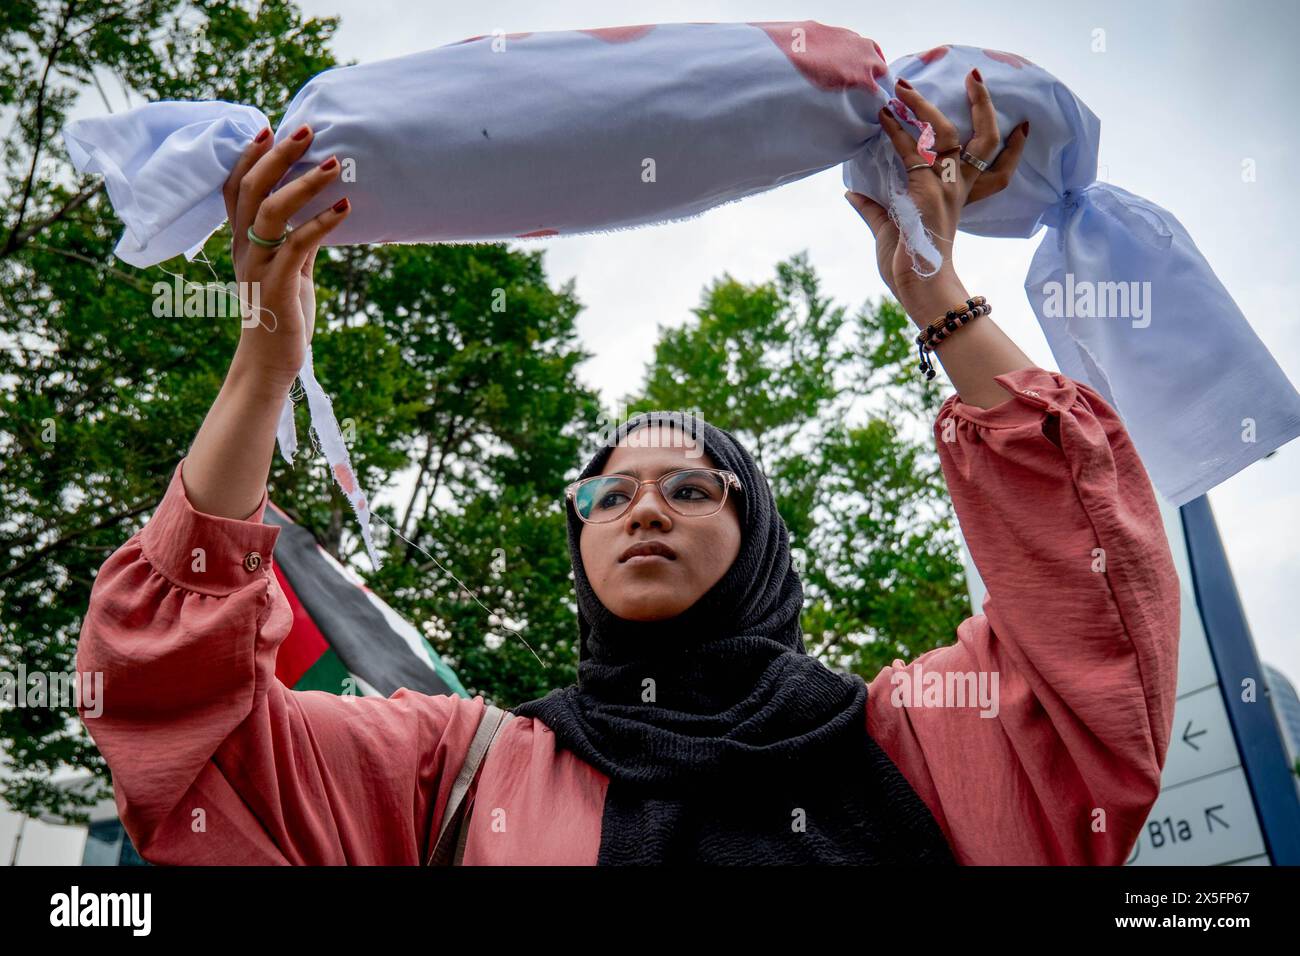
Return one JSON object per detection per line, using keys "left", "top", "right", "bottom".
{"left": 275, "top": 391, "right": 298, "bottom": 465}
{"left": 282, "top": 347, "right": 381, "bottom": 570}
{"left": 1025, "top": 181, "right": 1300, "bottom": 506}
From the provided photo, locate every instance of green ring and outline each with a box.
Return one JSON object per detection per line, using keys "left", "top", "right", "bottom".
{"left": 247, "top": 224, "right": 289, "bottom": 248}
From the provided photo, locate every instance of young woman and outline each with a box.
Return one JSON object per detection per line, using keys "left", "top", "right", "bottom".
{"left": 75, "top": 70, "right": 1180, "bottom": 865}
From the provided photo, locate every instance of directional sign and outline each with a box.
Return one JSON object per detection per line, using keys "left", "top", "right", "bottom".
{"left": 1161, "top": 684, "right": 1239, "bottom": 789}
{"left": 1125, "top": 766, "right": 1267, "bottom": 866}
{"left": 960, "top": 493, "right": 1275, "bottom": 866}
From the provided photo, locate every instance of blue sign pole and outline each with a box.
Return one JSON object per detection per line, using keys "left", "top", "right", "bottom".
{"left": 1181, "top": 495, "right": 1300, "bottom": 865}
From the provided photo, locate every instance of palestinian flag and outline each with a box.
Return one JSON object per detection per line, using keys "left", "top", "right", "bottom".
{"left": 264, "top": 502, "right": 468, "bottom": 700}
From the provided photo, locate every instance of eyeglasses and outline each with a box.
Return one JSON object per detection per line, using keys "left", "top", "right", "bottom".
{"left": 565, "top": 467, "right": 743, "bottom": 524}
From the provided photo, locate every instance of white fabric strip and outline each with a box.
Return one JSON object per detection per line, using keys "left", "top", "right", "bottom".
{"left": 275, "top": 391, "right": 298, "bottom": 465}
{"left": 296, "top": 347, "right": 380, "bottom": 569}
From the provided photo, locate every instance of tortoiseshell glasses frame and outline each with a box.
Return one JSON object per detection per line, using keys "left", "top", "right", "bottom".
{"left": 565, "top": 467, "right": 743, "bottom": 524}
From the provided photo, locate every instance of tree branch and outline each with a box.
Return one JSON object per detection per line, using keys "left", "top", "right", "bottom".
{"left": 3, "top": 0, "right": 76, "bottom": 257}
{"left": 25, "top": 242, "right": 150, "bottom": 291}
{"left": 399, "top": 433, "right": 435, "bottom": 541}
{"left": 2, "top": 181, "right": 105, "bottom": 258}
{"left": 0, "top": 500, "right": 154, "bottom": 583}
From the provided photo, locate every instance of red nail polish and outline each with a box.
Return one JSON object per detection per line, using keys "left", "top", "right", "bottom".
{"left": 896, "top": 77, "right": 913, "bottom": 90}
{"left": 332, "top": 197, "right": 349, "bottom": 213}
{"left": 972, "top": 68, "right": 983, "bottom": 83}
{"left": 253, "top": 127, "right": 271, "bottom": 144}
{"left": 319, "top": 156, "right": 337, "bottom": 172}
{"left": 292, "top": 125, "right": 310, "bottom": 141}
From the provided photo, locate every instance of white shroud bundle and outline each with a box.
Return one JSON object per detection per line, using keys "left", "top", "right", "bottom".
{"left": 62, "top": 21, "right": 1300, "bottom": 566}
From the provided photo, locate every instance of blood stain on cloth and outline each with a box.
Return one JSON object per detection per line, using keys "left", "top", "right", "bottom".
{"left": 333, "top": 463, "right": 357, "bottom": 495}
{"left": 749, "top": 20, "right": 888, "bottom": 93}
{"left": 580, "top": 25, "right": 655, "bottom": 43}
{"left": 982, "top": 49, "right": 1035, "bottom": 68}
{"left": 887, "top": 97, "right": 937, "bottom": 164}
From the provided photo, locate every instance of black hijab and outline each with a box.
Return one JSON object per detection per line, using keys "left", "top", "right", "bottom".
{"left": 511, "top": 411, "right": 955, "bottom": 864}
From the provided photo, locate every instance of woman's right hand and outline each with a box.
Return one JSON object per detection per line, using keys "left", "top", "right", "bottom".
{"left": 222, "top": 122, "right": 350, "bottom": 391}
{"left": 845, "top": 70, "right": 1026, "bottom": 322}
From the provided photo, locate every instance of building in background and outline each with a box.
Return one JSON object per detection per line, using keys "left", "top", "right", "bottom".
{"left": 1263, "top": 664, "right": 1300, "bottom": 781}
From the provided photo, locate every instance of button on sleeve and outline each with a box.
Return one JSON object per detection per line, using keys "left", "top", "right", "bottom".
{"left": 138, "top": 459, "right": 280, "bottom": 595}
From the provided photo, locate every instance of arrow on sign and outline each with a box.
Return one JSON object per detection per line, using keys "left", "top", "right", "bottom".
{"left": 1182, "top": 721, "right": 1208, "bottom": 750}
{"left": 1205, "top": 805, "right": 1230, "bottom": 833}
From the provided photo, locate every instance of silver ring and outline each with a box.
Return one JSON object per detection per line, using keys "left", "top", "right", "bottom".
{"left": 960, "top": 148, "right": 992, "bottom": 173}
{"left": 905, "top": 162, "right": 932, "bottom": 172}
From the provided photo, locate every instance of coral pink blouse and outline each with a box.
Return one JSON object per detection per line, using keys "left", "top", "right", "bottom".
{"left": 75, "top": 367, "right": 1181, "bottom": 865}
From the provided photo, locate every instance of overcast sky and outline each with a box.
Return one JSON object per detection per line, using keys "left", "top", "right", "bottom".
{"left": 286, "top": 0, "right": 1300, "bottom": 686}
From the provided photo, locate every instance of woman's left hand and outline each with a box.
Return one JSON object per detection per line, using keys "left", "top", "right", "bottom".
{"left": 846, "top": 68, "right": 1028, "bottom": 314}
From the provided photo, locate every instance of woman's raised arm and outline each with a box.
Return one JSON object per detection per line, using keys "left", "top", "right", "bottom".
{"left": 74, "top": 126, "right": 484, "bottom": 865}
{"left": 848, "top": 73, "right": 1179, "bottom": 863}
{"left": 865, "top": 368, "right": 1180, "bottom": 864}
{"left": 76, "top": 465, "right": 487, "bottom": 864}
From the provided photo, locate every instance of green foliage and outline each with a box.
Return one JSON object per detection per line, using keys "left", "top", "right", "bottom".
{"left": 0, "top": 0, "right": 599, "bottom": 822}
{"left": 319, "top": 241, "right": 604, "bottom": 707}
{"left": 0, "top": 0, "right": 341, "bottom": 824}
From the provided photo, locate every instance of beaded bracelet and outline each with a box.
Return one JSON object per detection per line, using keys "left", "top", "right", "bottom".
{"left": 915, "top": 296, "right": 991, "bottom": 380}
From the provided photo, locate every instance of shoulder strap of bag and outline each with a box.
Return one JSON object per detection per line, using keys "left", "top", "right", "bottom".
{"left": 426, "top": 702, "right": 514, "bottom": 866}
{"left": 449, "top": 706, "right": 515, "bottom": 866}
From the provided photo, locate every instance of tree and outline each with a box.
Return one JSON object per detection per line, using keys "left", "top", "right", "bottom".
{"left": 0, "top": 0, "right": 599, "bottom": 823}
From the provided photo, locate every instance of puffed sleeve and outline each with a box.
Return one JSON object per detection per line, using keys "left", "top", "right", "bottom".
{"left": 75, "top": 459, "right": 484, "bottom": 865}
{"left": 866, "top": 366, "right": 1180, "bottom": 865}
